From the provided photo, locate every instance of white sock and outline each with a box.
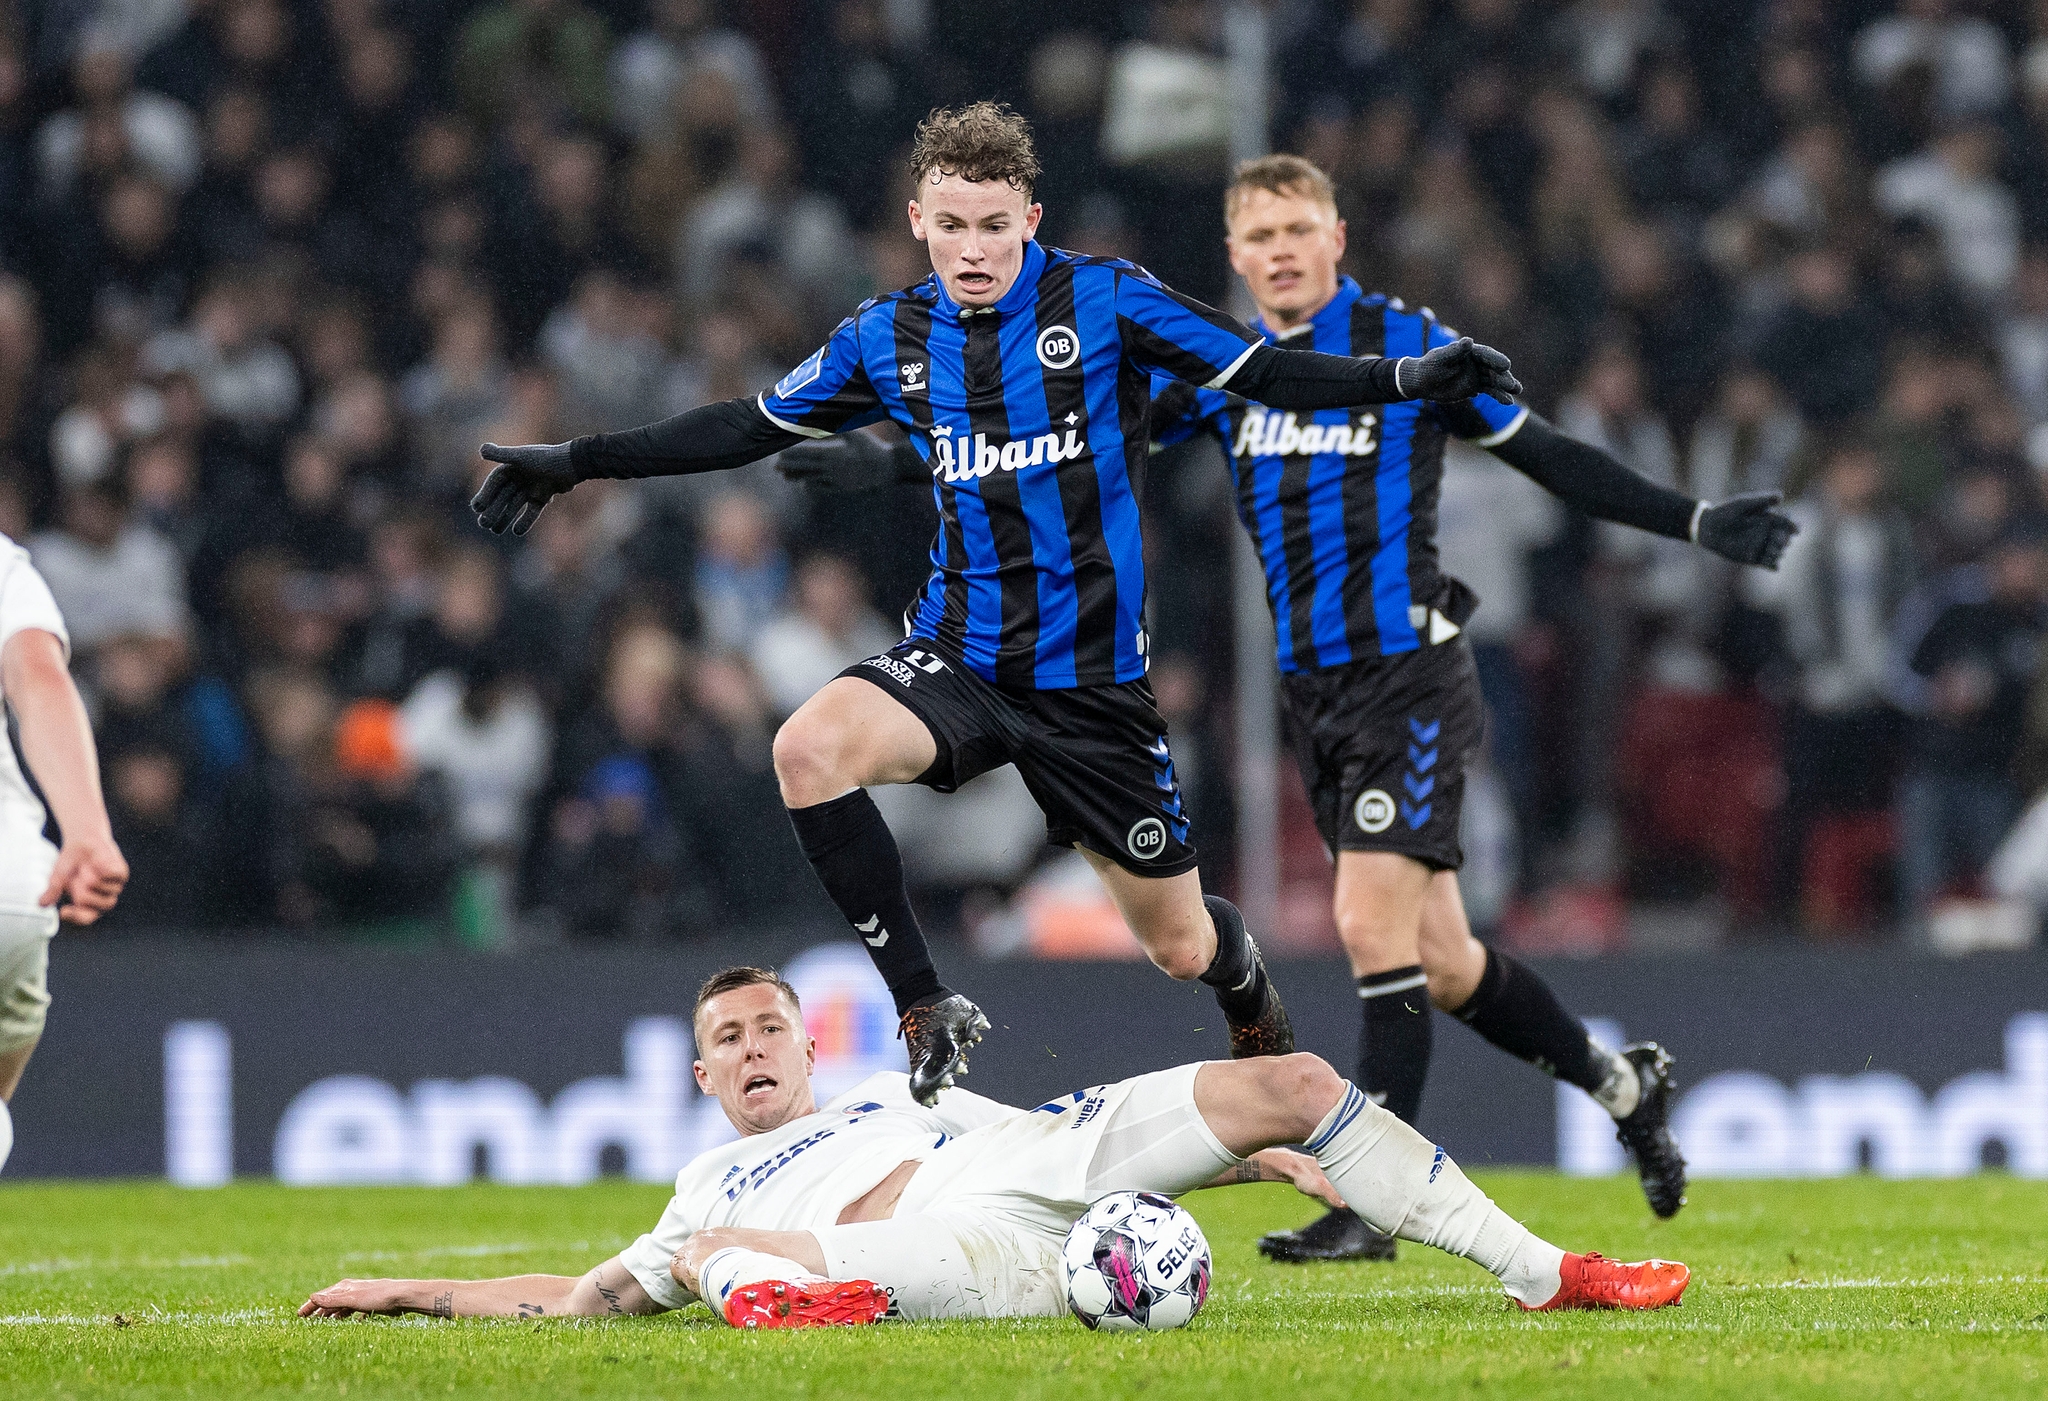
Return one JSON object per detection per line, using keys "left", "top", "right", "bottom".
{"left": 697, "top": 1247, "right": 820, "bottom": 1314}
{"left": 0, "top": 1097, "right": 12, "bottom": 1175}
{"left": 1589, "top": 1043, "right": 1641, "bottom": 1119}
{"left": 1306, "top": 1081, "right": 1566, "bottom": 1307}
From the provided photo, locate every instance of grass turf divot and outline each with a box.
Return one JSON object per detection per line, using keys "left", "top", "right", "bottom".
{"left": 2, "top": 1174, "right": 2045, "bottom": 1398}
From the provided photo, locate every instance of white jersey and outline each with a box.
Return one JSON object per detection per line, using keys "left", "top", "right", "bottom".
{"left": 0, "top": 534, "right": 68, "bottom": 919}
{"left": 619, "top": 1072, "right": 1017, "bottom": 1308}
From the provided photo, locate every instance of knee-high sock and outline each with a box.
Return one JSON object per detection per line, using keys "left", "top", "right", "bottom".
{"left": 1305, "top": 1080, "right": 1565, "bottom": 1307}
{"left": 1197, "top": 895, "right": 1269, "bottom": 1023}
{"left": 1452, "top": 949, "right": 1639, "bottom": 1117}
{"left": 697, "top": 1247, "right": 822, "bottom": 1313}
{"left": 1358, "top": 965, "right": 1433, "bottom": 1125}
{"left": 0, "top": 1096, "right": 11, "bottom": 1174}
{"left": 787, "top": 789, "right": 945, "bottom": 1015}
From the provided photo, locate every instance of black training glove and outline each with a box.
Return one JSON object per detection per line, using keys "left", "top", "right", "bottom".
{"left": 472, "top": 441, "right": 578, "bottom": 536}
{"left": 776, "top": 433, "right": 927, "bottom": 493}
{"left": 1394, "top": 336, "right": 1522, "bottom": 404}
{"left": 1693, "top": 491, "right": 1799, "bottom": 569}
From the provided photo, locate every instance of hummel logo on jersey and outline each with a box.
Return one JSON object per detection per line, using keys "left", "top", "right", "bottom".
{"left": 1231, "top": 406, "right": 1377, "bottom": 459}
{"left": 855, "top": 915, "right": 889, "bottom": 948}
{"left": 928, "top": 424, "right": 1086, "bottom": 483}
{"left": 900, "top": 361, "right": 927, "bottom": 392}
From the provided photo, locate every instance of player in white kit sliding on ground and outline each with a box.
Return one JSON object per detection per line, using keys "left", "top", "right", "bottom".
{"left": 0, "top": 533, "right": 128, "bottom": 1173}
{"left": 301, "top": 967, "right": 1690, "bottom": 1327}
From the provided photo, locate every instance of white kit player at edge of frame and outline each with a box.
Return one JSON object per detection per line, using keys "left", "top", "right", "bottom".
{"left": 1063, "top": 1191, "right": 1212, "bottom": 1332}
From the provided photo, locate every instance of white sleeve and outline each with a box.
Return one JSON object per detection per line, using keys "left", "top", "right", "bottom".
{"left": 928, "top": 1085, "right": 1022, "bottom": 1137}
{"left": 616, "top": 1189, "right": 702, "bottom": 1312}
{"left": 0, "top": 546, "right": 68, "bottom": 660}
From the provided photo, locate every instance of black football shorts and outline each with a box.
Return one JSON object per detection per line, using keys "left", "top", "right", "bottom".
{"left": 1280, "top": 636, "right": 1484, "bottom": 870}
{"left": 841, "top": 640, "right": 1198, "bottom": 877}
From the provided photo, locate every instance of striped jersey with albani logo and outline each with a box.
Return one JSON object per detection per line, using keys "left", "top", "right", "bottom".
{"left": 1151, "top": 277, "right": 1529, "bottom": 673}
{"left": 758, "top": 240, "right": 1262, "bottom": 689}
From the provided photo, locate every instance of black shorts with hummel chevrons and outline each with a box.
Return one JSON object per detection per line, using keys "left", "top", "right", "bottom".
{"left": 1280, "top": 635, "right": 1485, "bottom": 871}
{"left": 840, "top": 640, "right": 1199, "bottom": 877}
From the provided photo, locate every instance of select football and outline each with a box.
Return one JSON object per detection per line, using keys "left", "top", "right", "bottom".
{"left": 1061, "top": 1190, "right": 1212, "bottom": 1332}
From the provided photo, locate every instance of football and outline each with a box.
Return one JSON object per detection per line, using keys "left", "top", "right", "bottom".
{"left": 1061, "top": 1190, "right": 1213, "bottom": 1332}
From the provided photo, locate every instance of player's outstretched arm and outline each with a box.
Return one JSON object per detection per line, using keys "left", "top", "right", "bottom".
{"left": 1225, "top": 336, "right": 1522, "bottom": 410}
{"left": 300, "top": 1257, "right": 660, "bottom": 1320}
{"left": 472, "top": 397, "right": 805, "bottom": 535}
{"left": 2, "top": 627, "right": 126, "bottom": 924}
{"left": 1489, "top": 412, "right": 1798, "bottom": 569}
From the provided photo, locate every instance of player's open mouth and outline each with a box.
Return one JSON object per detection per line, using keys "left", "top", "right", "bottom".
{"left": 957, "top": 271, "right": 995, "bottom": 292}
{"left": 1269, "top": 270, "right": 1301, "bottom": 291}
{"left": 743, "top": 1074, "right": 778, "bottom": 1098}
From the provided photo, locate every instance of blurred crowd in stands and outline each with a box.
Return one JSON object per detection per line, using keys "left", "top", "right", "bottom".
{"left": 5, "top": 0, "right": 2048, "bottom": 949}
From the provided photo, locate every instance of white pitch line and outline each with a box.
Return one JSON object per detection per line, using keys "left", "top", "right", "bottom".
{"left": 0, "top": 1255, "right": 252, "bottom": 1278}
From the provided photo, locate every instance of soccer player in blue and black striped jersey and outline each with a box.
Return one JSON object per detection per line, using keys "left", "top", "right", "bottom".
{"left": 468, "top": 107, "right": 1522, "bottom": 1106}
{"left": 1150, "top": 156, "right": 1797, "bottom": 1261}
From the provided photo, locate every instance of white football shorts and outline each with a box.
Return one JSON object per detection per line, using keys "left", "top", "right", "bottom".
{"left": 813, "top": 1061, "right": 1238, "bottom": 1320}
{"left": 0, "top": 908, "right": 58, "bottom": 1053}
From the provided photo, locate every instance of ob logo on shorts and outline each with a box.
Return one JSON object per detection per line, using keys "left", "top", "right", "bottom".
{"left": 1354, "top": 789, "right": 1396, "bottom": 835}
{"left": 1126, "top": 817, "right": 1168, "bottom": 862}
{"left": 1037, "top": 325, "right": 1079, "bottom": 370}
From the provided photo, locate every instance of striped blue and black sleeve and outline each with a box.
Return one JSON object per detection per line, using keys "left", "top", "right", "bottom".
{"left": 1113, "top": 268, "right": 1264, "bottom": 388}
{"left": 757, "top": 308, "right": 891, "bottom": 439}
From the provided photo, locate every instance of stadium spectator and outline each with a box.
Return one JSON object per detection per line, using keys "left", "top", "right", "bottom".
{"left": 540, "top": 621, "right": 715, "bottom": 938}
{"left": 751, "top": 553, "right": 894, "bottom": 719}
{"left": 1875, "top": 121, "right": 2020, "bottom": 299}
{"left": 1747, "top": 438, "right": 1917, "bottom": 930}
{"left": 139, "top": 271, "right": 299, "bottom": 433}
{"left": 1853, "top": 0, "right": 2015, "bottom": 122}
{"left": 693, "top": 489, "right": 786, "bottom": 654}
{"left": 609, "top": 0, "right": 774, "bottom": 145}
{"left": 29, "top": 475, "right": 187, "bottom": 654}
{"left": 1889, "top": 523, "right": 2048, "bottom": 925}
{"left": 35, "top": 36, "right": 200, "bottom": 202}
{"left": 454, "top": 0, "right": 612, "bottom": 131}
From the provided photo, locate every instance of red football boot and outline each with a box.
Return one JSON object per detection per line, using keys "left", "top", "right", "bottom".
{"left": 722, "top": 1278, "right": 890, "bottom": 1330}
{"left": 1520, "top": 1252, "right": 1691, "bottom": 1312}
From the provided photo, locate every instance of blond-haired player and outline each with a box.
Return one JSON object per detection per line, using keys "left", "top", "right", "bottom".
{"left": 1148, "top": 155, "right": 1798, "bottom": 1260}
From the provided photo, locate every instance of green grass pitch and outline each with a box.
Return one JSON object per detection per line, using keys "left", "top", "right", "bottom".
{"left": 3, "top": 1174, "right": 2045, "bottom": 1398}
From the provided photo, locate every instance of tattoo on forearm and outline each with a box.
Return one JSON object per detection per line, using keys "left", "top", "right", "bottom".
{"left": 1235, "top": 1161, "right": 1264, "bottom": 1184}
{"left": 595, "top": 1281, "right": 625, "bottom": 1315}
{"left": 516, "top": 1302, "right": 546, "bottom": 1320}
{"left": 431, "top": 1291, "right": 453, "bottom": 1319}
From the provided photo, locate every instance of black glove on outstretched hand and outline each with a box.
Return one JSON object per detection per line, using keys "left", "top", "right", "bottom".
{"left": 472, "top": 441, "right": 578, "bottom": 536}
{"left": 1395, "top": 336, "right": 1522, "bottom": 404}
{"left": 776, "top": 432, "right": 927, "bottom": 493}
{"left": 1694, "top": 490, "right": 1799, "bottom": 569}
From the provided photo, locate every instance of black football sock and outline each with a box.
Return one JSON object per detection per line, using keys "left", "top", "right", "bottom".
{"left": 1357, "top": 965, "right": 1433, "bottom": 1126}
{"left": 1197, "top": 895, "right": 1268, "bottom": 1023}
{"left": 1451, "top": 947, "right": 1609, "bottom": 1092}
{"left": 786, "top": 789, "right": 946, "bottom": 1016}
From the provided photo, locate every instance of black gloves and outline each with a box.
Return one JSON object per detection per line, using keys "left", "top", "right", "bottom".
{"left": 776, "top": 433, "right": 927, "bottom": 493}
{"left": 1694, "top": 491, "right": 1799, "bottom": 569}
{"left": 1395, "top": 336, "right": 1522, "bottom": 404}
{"left": 471, "top": 441, "right": 578, "bottom": 536}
